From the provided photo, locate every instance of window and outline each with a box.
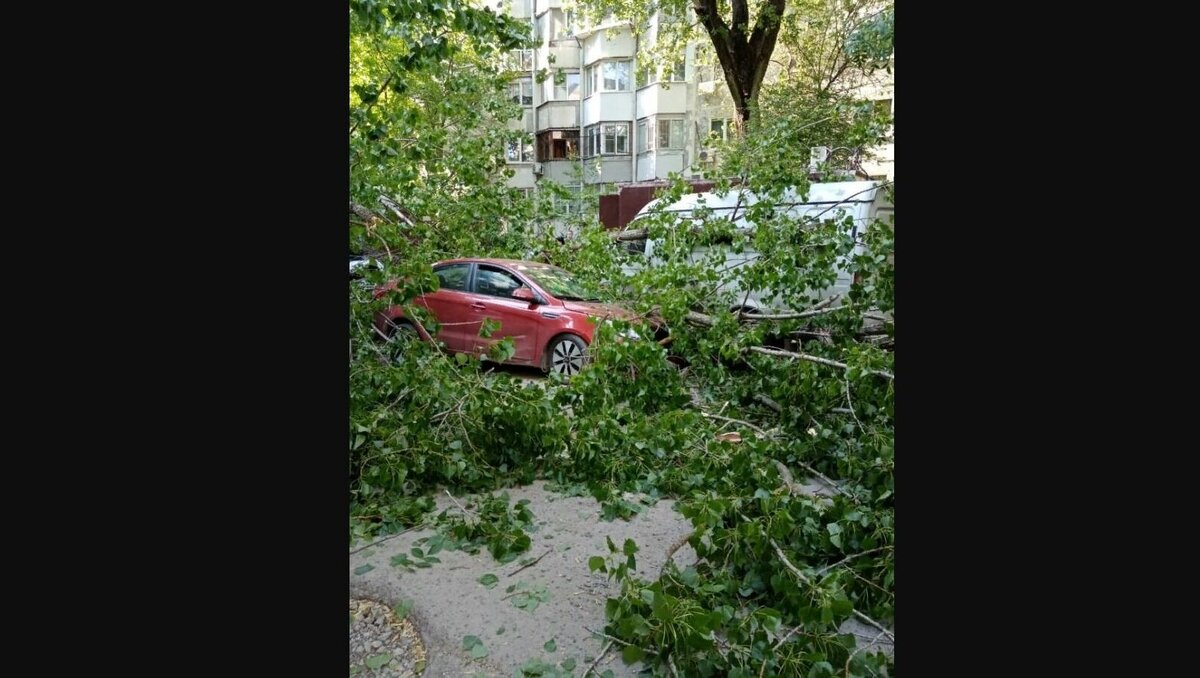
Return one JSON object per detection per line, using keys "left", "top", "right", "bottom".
{"left": 604, "top": 123, "right": 628, "bottom": 154}
{"left": 638, "top": 117, "right": 684, "bottom": 152}
{"left": 474, "top": 266, "right": 525, "bottom": 298}
{"left": 585, "top": 124, "right": 600, "bottom": 157}
{"left": 505, "top": 49, "right": 534, "bottom": 71}
{"left": 638, "top": 64, "right": 656, "bottom": 87}
{"left": 554, "top": 188, "right": 581, "bottom": 216}
{"left": 603, "top": 61, "right": 630, "bottom": 90}
{"left": 536, "top": 129, "right": 579, "bottom": 160}
{"left": 554, "top": 72, "right": 580, "bottom": 99}
{"left": 510, "top": 77, "right": 533, "bottom": 105}
{"left": 563, "top": 10, "right": 575, "bottom": 36}
{"left": 666, "top": 60, "right": 685, "bottom": 82}
{"left": 657, "top": 118, "right": 685, "bottom": 149}
{"left": 586, "top": 60, "right": 631, "bottom": 95}
{"left": 434, "top": 264, "right": 470, "bottom": 292}
{"left": 709, "top": 118, "right": 732, "bottom": 143}
{"left": 506, "top": 138, "right": 534, "bottom": 162}
{"left": 583, "top": 123, "right": 629, "bottom": 157}
{"left": 638, "top": 60, "right": 684, "bottom": 86}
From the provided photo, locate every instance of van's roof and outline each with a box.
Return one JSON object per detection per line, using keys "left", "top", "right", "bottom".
{"left": 638, "top": 181, "right": 888, "bottom": 216}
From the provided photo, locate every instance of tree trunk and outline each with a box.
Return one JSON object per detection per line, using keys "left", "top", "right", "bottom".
{"left": 692, "top": 0, "right": 787, "bottom": 129}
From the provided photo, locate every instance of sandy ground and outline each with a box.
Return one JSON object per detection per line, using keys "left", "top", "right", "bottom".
{"left": 349, "top": 482, "right": 892, "bottom": 676}
{"left": 350, "top": 483, "right": 697, "bottom": 676}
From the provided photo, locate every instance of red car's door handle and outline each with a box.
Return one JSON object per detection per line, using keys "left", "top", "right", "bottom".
{"left": 470, "top": 303, "right": 486, "bottom": 310}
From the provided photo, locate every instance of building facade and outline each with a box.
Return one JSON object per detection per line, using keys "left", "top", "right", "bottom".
{"left": 497, "top": 0, "right": 893, "bottom": 208}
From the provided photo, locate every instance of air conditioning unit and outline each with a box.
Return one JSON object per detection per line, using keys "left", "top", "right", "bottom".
{"left": 533, "top": 163, "right": 544, "bottom": 175}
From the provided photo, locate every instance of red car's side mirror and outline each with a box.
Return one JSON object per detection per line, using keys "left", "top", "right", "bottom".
{"left": 512, "top": 287, "right": 538, "bottom": 304}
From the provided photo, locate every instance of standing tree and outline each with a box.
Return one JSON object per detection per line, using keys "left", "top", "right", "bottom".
{"left": 691, "top": 0, "right": 788, "bottom": 126}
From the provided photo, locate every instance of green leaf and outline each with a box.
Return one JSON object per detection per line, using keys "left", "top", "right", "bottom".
{"left": 622, "top": 538, "right": 638, "bottom": 556}
{"left": 393, "top": 599, "right": 414, "bottom": 619}
{"left": 471, "top": 642, "right": 489, "bottom": 659}
{"left": 808, "top": 660, "right": 834, "bottom": 678}
{"left": 544, "top": 638, "right": 556, "bottom": 652}
{"left": 462, "top": 634, "right": 481, "bottom": 650}
{"left": 588, "top": 556, "right": 607, "bottom": 573}
{"left": 353, "top": 564, "right": 375, "bottom": 575}
{"left": 496, "top": 626, "right": 505, "bottom": 635}
{"left": 561, "top": 658, "right": 576, "bottom": 671}
{"left": 365, "top": 653, "right": 391, "bottom": 670}
{"left": 411, "top": 547, "right": 425, "bottom": 558}
{"left": 479, "top": 573, "right": 500, "bottom": 589}
{"left": 621, "top": 644, "right": 645, "bottom": 663}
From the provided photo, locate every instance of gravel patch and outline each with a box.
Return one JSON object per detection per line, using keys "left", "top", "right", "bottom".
{"left": 350, "top": 598, "right": 427, "bottom": 677}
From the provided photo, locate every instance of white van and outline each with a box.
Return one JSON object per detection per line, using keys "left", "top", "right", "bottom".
{"left": 620, "top": 181, "right": 893, "bottom": 313}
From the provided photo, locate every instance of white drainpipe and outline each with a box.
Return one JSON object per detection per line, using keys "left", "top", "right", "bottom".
{"left": 631, "top": 26, "right": 638, "bottom": 183}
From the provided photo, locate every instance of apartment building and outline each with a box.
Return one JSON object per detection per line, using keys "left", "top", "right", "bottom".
{"left": 497, "top": 0, "right": 893, "bottom": 206}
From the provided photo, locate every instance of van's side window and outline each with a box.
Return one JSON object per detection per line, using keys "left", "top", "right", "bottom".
{"left": 622, "top": 238, "right": 647, "bottom": 256}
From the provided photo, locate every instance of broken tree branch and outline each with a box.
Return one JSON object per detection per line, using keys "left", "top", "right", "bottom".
{"left": 748, "top": 346, "right": 894, "bottom": 381}
{"left": 507, "top": 548, "right": 552, "bottom": 577}
{"left": 754, "top": 394, "right": 783, "bottom": 413}
{"left": 771, "top": 538, "right": 894, "bottom": 643}
{"left": 776, "top": 458, "right": 859, "bottom": 504}
{"left": 350, "top": 201, "right": 383, "bottom": 225}
{"left": 662, "top": 531, "right": 695, "bottom": 575}
{"left": 584, "top": 626, "right": 659, "bottom": 655}
{"left": 814, "top": 546, "right": 893, "bottom": 577}
{"left": 444, "top": 490, "right": 478, "bottom": 524}
{"left": 348, "top": 523, "right": 426, "bottom": 555}
{"left": 582, "top": 640, "right": 614, "bottom": 678}
{"left": 703, "top": 412, "right": 773, "bottom": 438}
{"left": 378, "top": 196, "right": 416, "bottom": 228}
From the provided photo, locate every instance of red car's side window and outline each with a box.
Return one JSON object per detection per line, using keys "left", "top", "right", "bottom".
{"left": 434, "top": 264, "right": 470, "bottom": 292}
{"left": 474, "top": 266, "right": 524, "bottom": 298}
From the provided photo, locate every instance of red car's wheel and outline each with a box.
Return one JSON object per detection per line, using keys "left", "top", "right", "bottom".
{"left": 544, "top": 334, "right": 587, "bottom": 376}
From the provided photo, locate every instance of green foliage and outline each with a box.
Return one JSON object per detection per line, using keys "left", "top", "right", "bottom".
{"left": 393, "top": 598, "right": 414, "bottom": 619}
{"left": 463, "top": 634, "right": 489, "bottom": 659}
{"left": 509, "top": 581, "right": 552, "bottom": 612}
{"left": 350, "top": 5, "right": 895, "bottom": 675}
{"left": 435, "top": 492, "right": 537, "bottom": 563}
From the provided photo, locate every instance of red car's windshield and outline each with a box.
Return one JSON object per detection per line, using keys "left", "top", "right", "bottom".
{"left": 513, "top": 263, "right": 602, "bottom": 302}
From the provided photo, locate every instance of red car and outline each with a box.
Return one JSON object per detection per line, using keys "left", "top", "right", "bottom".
{"left": 374, "top": 258, "right": 647, "bottom": 376}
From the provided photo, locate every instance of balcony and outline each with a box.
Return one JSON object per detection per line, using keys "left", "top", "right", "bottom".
{"left": 636, "top": 82, "right": 689, "bottom": 118}
{"left": 582, "top": 92, "right": 633, "bottom": 126}
{"left": 581, "top": 27, "right": 634, "bottom": 65}
{"left": 540, "top": 44, "right": 579, "bottom": 70}
{"left": 536, "top": 101, "right": 579, "bottom": 131}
